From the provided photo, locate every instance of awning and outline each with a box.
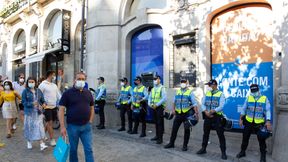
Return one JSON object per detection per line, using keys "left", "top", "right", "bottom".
{"left": 22, "top": 52, "right": 45, "bottom": 64}
{"left": 11, "top": 56, "right": 26, "bottom": 62}
{"left": 22, "top": 46, "right": 61, "bottom": 64}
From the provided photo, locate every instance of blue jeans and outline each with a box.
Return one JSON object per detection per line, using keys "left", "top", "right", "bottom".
{"left": 67, "top": 123, "right": 94, "bottom": 162}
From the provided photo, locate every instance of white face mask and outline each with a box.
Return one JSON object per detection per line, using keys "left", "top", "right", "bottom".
{"left": 4, "top": 85, "right": 10, "bottom": 90}
{"left": 19, "top": 78, "right": 25, "bottom": 83}
{"left": 52, "top": 76, "right": 56, "bottom": 82}
{"left": 120, "top": 82, "right": 125, "bottom": 86}
{"left": 75, "top": 80, "right": 85, "bottom": 89}
{"left": 180, "top": 83, "right": 187, "bottom": 89}
{"left": 207, "top": 87, "right": 212, "bottom": 92}
{"left": 28, "top": 83, "right": 35, "bottom": 89}
{"left": 251, "top": 91, "right": 260, "bottom": 98}
{"left": 153, "top": 80, "right": 158, "bottom": 85}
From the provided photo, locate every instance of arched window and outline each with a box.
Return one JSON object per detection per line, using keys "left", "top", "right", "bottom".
{"left": 131, "top": 26, "right": 163, "bottom": 84}
{"left": 14, "top": 29, "right": 26, "bottom": 54}
{"left": 47, "top": 11, "right": 62, "bottom": 44}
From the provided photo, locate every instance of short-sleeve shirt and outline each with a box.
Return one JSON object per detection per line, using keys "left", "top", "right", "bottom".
{"left": 59, "top": 87, "right": 94, "bottom": 125}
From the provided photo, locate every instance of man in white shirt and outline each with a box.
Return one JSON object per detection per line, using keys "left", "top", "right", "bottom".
{"left": 39, "top": 70, "right": 61, "bottom": 146}
{"left": 12, "top": 73, "right": 26, "bottom": 128}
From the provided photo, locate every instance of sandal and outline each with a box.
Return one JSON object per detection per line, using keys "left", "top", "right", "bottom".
{"left": 6, "top": 134, "right": 12, "bottom": 138}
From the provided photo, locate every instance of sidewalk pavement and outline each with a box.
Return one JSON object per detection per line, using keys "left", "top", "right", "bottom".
{"left": 0, "top": 116, "right": 275, "bottom": 162}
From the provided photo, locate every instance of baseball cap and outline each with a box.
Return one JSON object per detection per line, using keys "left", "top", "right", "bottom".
{"left": 119, "top": 77, "right": 128, "bottom": 82}
{"left": 180, "top": 78, "right": 187, "bottom": 83}
{"left": 97, "top": 77, "right": 105, "bottom": 82}
{"left": 153, "top": 75, "right": 161, "bottom": 80}
{"left": 250, "top": 84, "right": 259, "bottom": 93}
{"left": 205, "top": 79, "right": 217, "bottom": 85}
{"left": 134, "top": 76, "right": 142, "bottom": 82}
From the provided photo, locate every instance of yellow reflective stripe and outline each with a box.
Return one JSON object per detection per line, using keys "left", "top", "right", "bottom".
{"left": 206, "top": 91, "right": 222, "bottom": 97}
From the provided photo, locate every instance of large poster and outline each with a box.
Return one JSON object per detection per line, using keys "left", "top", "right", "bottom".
{"left": 211, "top": 4, "right": 273, "bottom": 129}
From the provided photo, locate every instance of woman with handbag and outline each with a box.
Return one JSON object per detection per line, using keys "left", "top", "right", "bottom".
{"left": 0, "top": 80, "right": 21, "bottom": 138}
{"left": 22, "top": 77, "right": 48, "bottom": 151}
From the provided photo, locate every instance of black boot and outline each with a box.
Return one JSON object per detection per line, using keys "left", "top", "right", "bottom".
{"left": 221, "top": 152, "right": 227, "bottom": 160}
{"left": 150, "top": 136, "right": 158, "bottom": 141}
{"left": 156, "top": 137, "right": 163, "bottom": 144}
{"left": 164, "top": 143, "right": 174, "bottom": 149}
{"left": 139, "top": 132, "right": 146, "bottom": 137}
{"left": 182, "top": 145, "right": 188, "bottom": 151}
{"left": 197, "top": 148, "right": 207, "bottom": 154}
{"left": 118, "top": 127, "right": 125, "bottom": 131}
{"left": 96, "top": 124, "right": 101, "bottom": 128}
{"left": 127, "top": 129, "right": 132, "bottom": 134}
{"left": 97, "top": 125, "right": 105, "bottom": 129}
{"left": 260, "top": 152, "right": 266, "bottom": 162}
{"left": 236, "top": 151, "right": 246, "bottom": 158}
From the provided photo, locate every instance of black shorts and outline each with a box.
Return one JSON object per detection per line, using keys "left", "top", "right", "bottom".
{"left": 44, "top": 108, "right": 58, "bottom": 121}
{"left": 19, "top": 103, "right": 24, "bottom": 111}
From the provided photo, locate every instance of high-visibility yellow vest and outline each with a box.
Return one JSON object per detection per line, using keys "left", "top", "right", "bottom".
{"left": 245, "top": 95, "right": 266, "bottom": 124}
{"left": 204, "top": 90, "right": 223, "bottom": 115}
{"left": 151, "top": 85, "right": 166, "bottom": 107}
{"left": 175, "top": 89, "right": 192, "bottom": 114}
{"left": 120, "top": 86, "right": 131, "bottom": 104}
{"left": 132, "top": 85, "right": 145, "bottom": 107}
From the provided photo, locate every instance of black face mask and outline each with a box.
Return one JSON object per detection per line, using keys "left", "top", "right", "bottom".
{"left": 134, "top": 82, "right": 138, "bottom": 86}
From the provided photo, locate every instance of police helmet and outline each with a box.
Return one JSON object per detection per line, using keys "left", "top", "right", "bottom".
{"left": 257, "top": 126, "right": 272, "bottom": 140}
{"left": 184, "top": 115, "right": 198, "bottom": 129}
{"left": 164, "top": 111, "right": 174, "bottom": 120}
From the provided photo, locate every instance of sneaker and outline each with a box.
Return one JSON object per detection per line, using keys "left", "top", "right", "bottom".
{"left": 150, "top": 136, "right": 158, "bottom": 141}
{"left": 50, "top": 139, "right": 56, "bottom": 147}
{"left": 27, "top": 141, "right": 32, "bottom": 149}
{"left": 12, "top": 124, "right": 17, "bottom": 130}
{"left": 164, "top": 143, "right": 174, "bottom": 149}
{"left": 40, "top": 143, "right": 48, "bottom": 151}
{"left": 44, "top": 136, "right": 49, "bottom": 141}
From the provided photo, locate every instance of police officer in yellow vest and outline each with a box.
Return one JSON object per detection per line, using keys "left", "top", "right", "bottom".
{"left": 164, "top": 79, "right": 199, "bottom": 151}
{"left": 131, "top": 76, "right": 148, "bottom": 137}
{"left": 197, "top": 79, "right": 227, "bottom": 160}
{"left": 236, "top": 84, "right": 272, "bottom": 162}
{"left": 148, "top": 75, "right": 167, "bottom": 144}
{"left": 117, "top": 77, "right": 133, "bottom": 132}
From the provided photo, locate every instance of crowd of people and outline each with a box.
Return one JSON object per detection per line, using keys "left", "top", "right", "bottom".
{"left": 0, "top": 72, "right": 272, "bottom": 162}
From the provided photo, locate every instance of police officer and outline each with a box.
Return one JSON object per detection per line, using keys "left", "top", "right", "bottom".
{"left": 164, "top": 79, "right": 198, "bottom": 151}
{"left": 197, "top": 79, "right": 227, "bottom": 160}
{"left": 148, "top": 75, "right": 167, "bottom": 144}
{"left": 236, "top": 84, "right": 272, "bottom": 162}
{"left": 117, "top": 77, "right": 133, "bottom": 132}
{"left": 131, "top": 76, "right": 148, "bottom": 137}
{"left": 95, "top": 76, "right": 107, "bottom": 129}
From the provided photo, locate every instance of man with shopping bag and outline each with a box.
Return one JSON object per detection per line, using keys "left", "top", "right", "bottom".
{"left": 58, "top": 72, "right": 95, "bottom": 162}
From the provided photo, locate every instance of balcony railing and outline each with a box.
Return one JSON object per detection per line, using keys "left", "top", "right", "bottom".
{"left": 0, "top": 0, "right": 28, "bottom": 19}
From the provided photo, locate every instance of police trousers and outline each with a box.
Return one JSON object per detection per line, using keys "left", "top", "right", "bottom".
{"left": 202, "top": 115, "right": 226, "bottom": 153}
{"left": 241, "top": 121, "right": 266, "bottom": 154}
{"left": 153, "top": 106, "right": 164, "bottom": 139}
{"left": 169, "top": 113, "right": 191, "bottom": 146}
{"left": 120, "top": 104, "right": 132, "bottom": 130}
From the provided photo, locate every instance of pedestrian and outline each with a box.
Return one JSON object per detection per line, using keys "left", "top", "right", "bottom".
{"left": 197, "top": 79, "right": 227, "bottom": 160}
{"left": 148, "top": 75, "right": 167, "bottom": 144}
{"left": 38, "top": 71, "right": 61, "bottom": 146}
{"left": 164, "top": 79, "right": 199, "bottom": 151}
{"left": 0, "top": 80, "right": 21, "bottom": 138}
{"left": 12, "top": 73, "right": 26, "bottom": 126}
{"left": 22, "top": 77, "right": 48, "bottom": 151}
{"left": 117, "top": 77, "right": 133, "bottom": 132}
{"left": 131, "top": 76, "right": 148, "bottom": 137}
{"left": 95, "top": 76, "right": 106, "bottom": 129}
{"left": 236, "top": 84, "right": 272, "bottom": 162}
{"left": 59, "top": 72, "right": 95, "bottom": 162}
